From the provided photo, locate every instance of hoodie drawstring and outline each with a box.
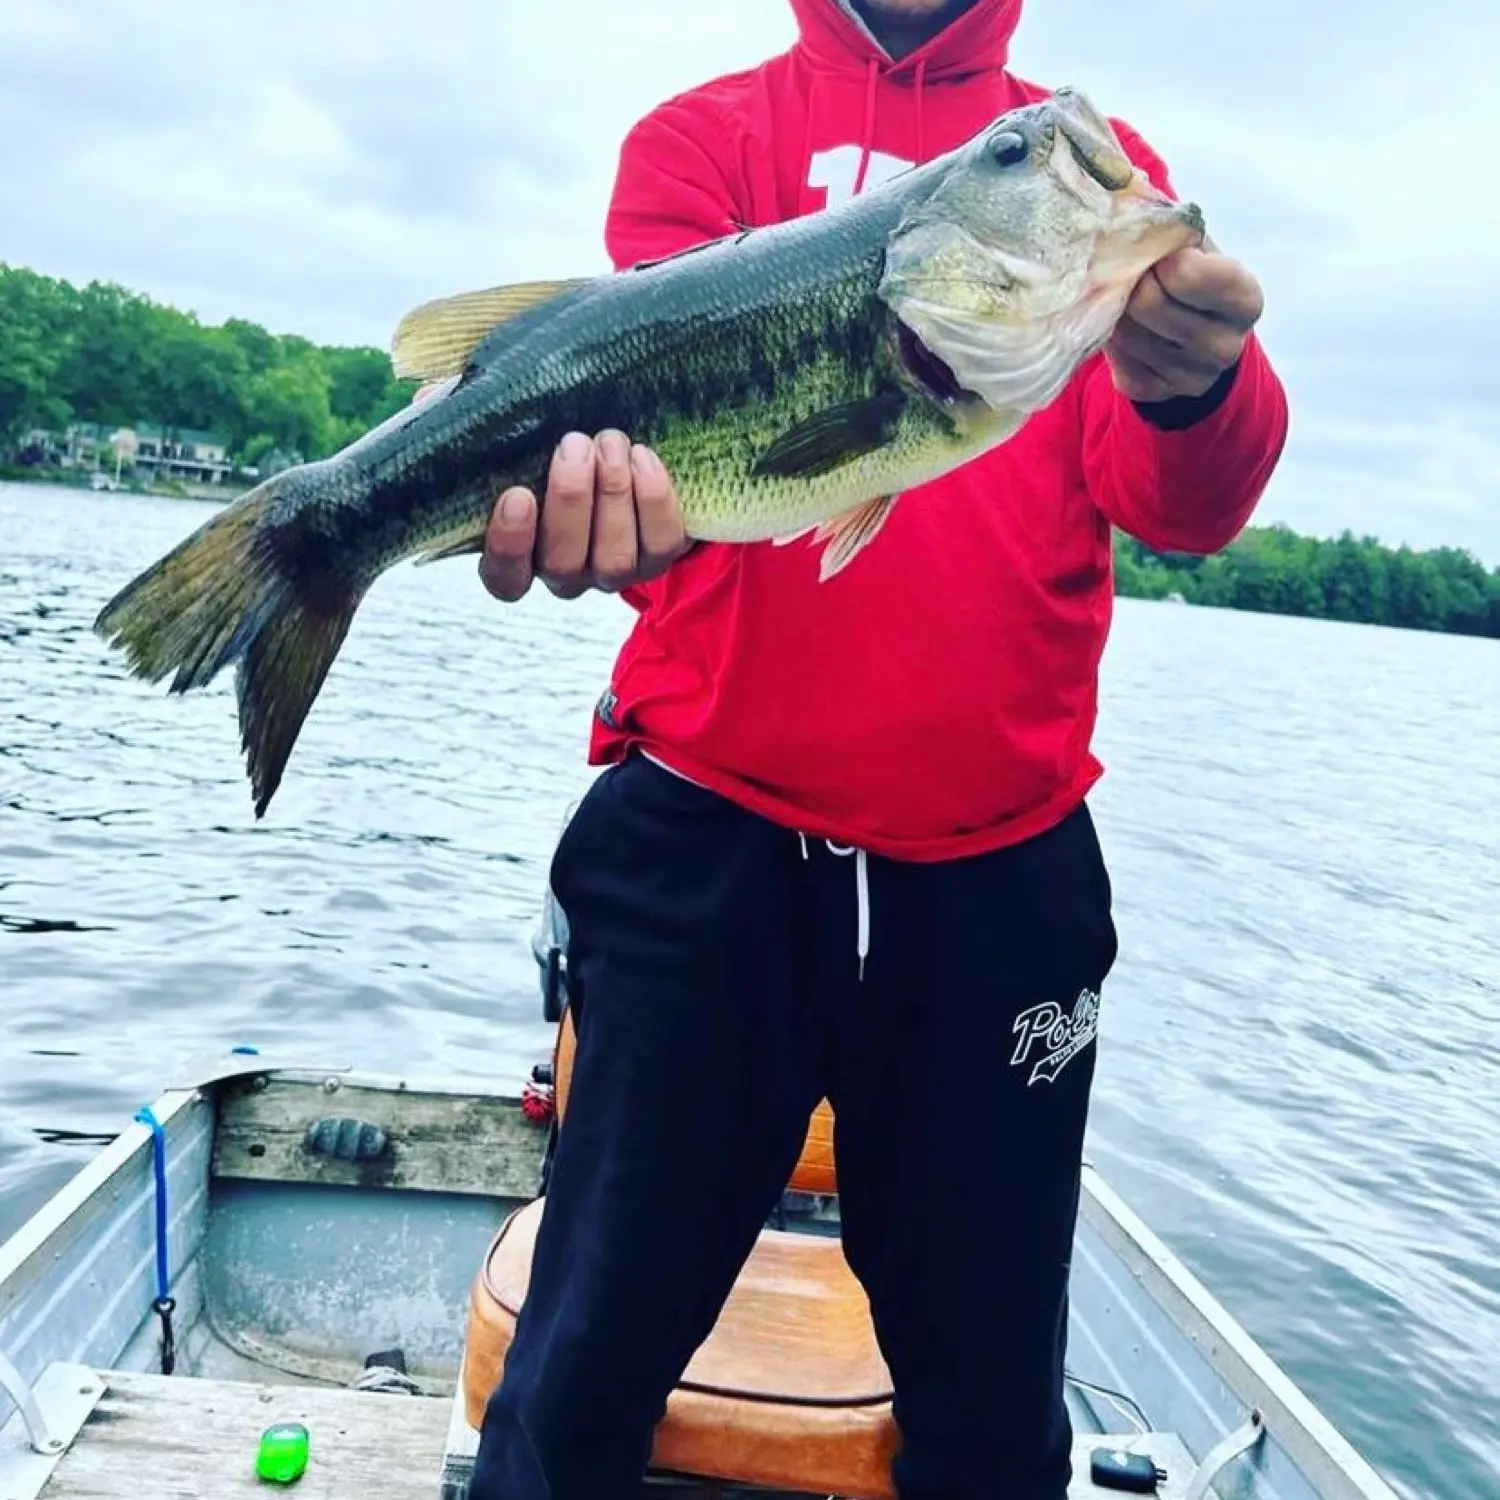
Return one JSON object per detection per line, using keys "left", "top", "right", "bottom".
{"left": 798, "top": 833, "right": 871, "bottom": 979}
{"left": 849, "top": 50, "right": 930, "bottom": 201}
{"left": 913, "top": 57, "right": 927, "bottom": 163}
{"left": 852, "top": 55, "right": 879, "bottom": 198}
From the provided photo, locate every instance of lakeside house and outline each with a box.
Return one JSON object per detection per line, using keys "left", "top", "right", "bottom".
{"left": 19, "top": 420, "right": 234, "bottom": 485}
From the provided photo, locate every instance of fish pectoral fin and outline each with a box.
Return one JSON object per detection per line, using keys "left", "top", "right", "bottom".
{"left": 390, "top": 279, "right": 591, "bottom": 381}
{"left": 750, "top": 392, "right": 905, "bottom": 481}
{"left": 814, "top": 493, "right": 900, "bottom": 581}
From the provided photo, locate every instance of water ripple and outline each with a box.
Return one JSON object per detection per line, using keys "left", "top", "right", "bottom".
{"left": 3, "top": 481, "right": 1498, "bottom": 1500}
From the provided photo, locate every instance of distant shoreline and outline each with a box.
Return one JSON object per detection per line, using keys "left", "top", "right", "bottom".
{"left": 4, "top": 471, "right": 1494, "bottom": 642}
{"left": 0, "top": 465, "right": 247, "bottom": 504}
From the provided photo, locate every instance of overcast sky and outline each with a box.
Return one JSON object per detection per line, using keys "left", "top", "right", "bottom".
{"left": 3, "top": 0, "right": 1496, "bottom": 561}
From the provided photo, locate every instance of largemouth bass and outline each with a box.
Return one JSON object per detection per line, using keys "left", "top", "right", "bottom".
{"left": 94, "top": 86, "right": 1204, "bottom": 818}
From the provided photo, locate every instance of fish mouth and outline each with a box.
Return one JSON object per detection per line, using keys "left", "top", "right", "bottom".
{"left": 1051, "top": 89, "right": 1136, "bottom": 192}
{"left": 896, "top": 318, "right": 973, "bottom": 406}
{"left": 1048, "top": 88, "right": 1206, "bottom": 246}
{"left": 1097, "top": 186, "right": 1206, "bottom": 273}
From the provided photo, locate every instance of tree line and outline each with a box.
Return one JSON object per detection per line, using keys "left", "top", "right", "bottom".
{"left": 1114, "top": 525, "right": 1499, "bottom": 640}
{"left": 0, "top": 263, "right": 417, "bottom": 471}
{"left": 2, "top": 261, "right": 1495, "bottom": 639}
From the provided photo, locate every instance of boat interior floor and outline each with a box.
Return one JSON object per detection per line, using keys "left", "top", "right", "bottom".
{"left": 28, "top": 1369, "right": 452, "bottom": 1500}
{"left": 19, "top": 1362, "right": 1199, "bottom": 1500}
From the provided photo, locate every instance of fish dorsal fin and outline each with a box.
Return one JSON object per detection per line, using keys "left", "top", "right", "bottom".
{"left": 750, "top": 391, "right": 905, "bottom": 481}
{"left": 390, "top": 279, "right": 590, "bottom": 381}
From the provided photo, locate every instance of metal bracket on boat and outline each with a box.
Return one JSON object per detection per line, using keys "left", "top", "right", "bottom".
{"left": 0, "top": 1359, "right": 105, "bottom": 1500}
{"left": 168, "top": 1048, "right": 357, "bottom": 1093}
{"left": 1183, "top": 1407, "right": 1265, "bottom": 1500}
{"left": 0, "top": 1352, "right": 66, "bottom": 1456}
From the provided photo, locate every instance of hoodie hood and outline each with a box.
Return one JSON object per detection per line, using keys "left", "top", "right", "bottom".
{"left": 784, "top": 0, "right": 1026, "bottom": 199}
{"left": 788, "top": 0, "right": 1025, "bottom": 82}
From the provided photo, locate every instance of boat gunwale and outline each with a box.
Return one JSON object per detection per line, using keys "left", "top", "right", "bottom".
{"left": 0, "top": 1087, "right": 201, "bottom": 1291}
{"left": 0, "top": 1084, "right": 216, "bottom": 1443}
{"left": 1077, "top": 1166, "right": 1401, "bottom": 1500}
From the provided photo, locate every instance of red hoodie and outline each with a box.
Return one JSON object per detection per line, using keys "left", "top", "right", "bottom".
{"left": 587, "top": 0, "right": 1289, "bottom": 863}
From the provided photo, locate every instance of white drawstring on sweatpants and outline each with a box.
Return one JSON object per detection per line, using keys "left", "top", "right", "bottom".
{"left": 641, "top": 751, "right": 872, "bottom": 974}
{"left": 798, "top": 833, "right": 870, "bottom": 979}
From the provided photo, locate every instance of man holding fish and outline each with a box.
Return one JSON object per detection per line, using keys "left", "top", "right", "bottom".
{"left": 92, "top": 1, "right": 1286, "bottom": 1496}
{"left": 465, "top": 3, "right": 1286, "bottom": 1499}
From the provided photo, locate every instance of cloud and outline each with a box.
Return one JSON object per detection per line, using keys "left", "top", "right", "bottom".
{"left": 1011, "top": 0, "right": 1500, "bottom": 561}
{"left": 2, "top": 0, "right": 1496, "bottom": 561}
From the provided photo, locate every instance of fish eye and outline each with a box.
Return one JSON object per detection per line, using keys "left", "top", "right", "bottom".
{"left": 991, "top": 131, "right": 1028, "bottom": 168}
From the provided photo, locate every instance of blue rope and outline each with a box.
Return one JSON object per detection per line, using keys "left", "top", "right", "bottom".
{"left": 133, "top": 1106, "right": 177, "bottom": 1374}
{"left": 133, "top": 1108, "right": 169, "bottom": 1300}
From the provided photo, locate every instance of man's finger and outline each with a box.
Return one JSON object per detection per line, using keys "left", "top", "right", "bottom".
{"left": 632, "top": 443, "right": 689, "bottom": 578}
{"left": 537, "top": 432, "right": 595, "bottom": 596}
{"left": 1127, "top": 267, "right": 1245, "bottom": 362}
{"left": 478, "top": 488, "right": 539, "bottom": 601}
{"left": 1104, "top": 343, "right": 1176, "bottom": 404}
{"left": 589, "top": 429, "right": 639, "bottom": 590}
{"left": 1123, "top": 269, "right": 1208, "bottom": 347}
{"left": 1111, "top": 315, "right": 1229, "bottom": 389}
{"left": 1152, "top": 248, "right": 1264, "bottom": 328}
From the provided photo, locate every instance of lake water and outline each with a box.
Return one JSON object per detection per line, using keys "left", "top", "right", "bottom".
{"left": 2, "top": 480, "right": 1496, "bottom": 1499}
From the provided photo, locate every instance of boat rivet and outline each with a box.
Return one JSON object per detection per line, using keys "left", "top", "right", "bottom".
{"left": 323, "top": 1077, "right": 340, "bottom": 1094}
{"left": 251, "top": 1075, "right": 269, "bottom": 1093}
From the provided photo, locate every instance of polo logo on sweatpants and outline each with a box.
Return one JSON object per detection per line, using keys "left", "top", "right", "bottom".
{"left": 1009, "top": 989, "right": 1101, "bottom": 1085}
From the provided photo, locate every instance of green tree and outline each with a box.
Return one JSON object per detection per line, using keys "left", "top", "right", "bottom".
{"left": 1113, "top": 525, "right": 1497, "bottom": 640}
{"left": 0, "top": 269, "right": 75, "bottom": 443}
{"left": 244, "top": 355, "right": 337, "bottom": 459}
{"left": 0, "top": 262, "right": 417, "bottom": 469}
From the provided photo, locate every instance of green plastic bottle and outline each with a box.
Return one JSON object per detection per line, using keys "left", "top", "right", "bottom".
{"left": 256, "top": 1421, "right": 310, "bottom": 1483}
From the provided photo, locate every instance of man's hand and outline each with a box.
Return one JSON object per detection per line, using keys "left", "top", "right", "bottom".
{"left": 1105, "top": 244, "right": 1265, "bottom": 404}
{"left": 477, "top": 429, "right": 691, "bottom": 602}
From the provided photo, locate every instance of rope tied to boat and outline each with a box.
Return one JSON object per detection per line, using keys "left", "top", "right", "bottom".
{"left": 133, "top": 1106, "right": 177, "bottom": 1375}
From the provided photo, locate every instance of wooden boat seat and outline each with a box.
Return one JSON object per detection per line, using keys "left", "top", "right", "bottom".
{"left": 461, "top": 1008, "right": 900, "bottom": 1499}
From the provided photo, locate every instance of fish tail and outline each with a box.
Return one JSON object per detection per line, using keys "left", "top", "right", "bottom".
{"left": 93, "top": 471, "right": 364, "bottom": 818}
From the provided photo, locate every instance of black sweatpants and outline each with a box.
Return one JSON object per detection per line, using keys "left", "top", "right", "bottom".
{"left": 469, "top": 753, "right": 1118, "bottom": 1500}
